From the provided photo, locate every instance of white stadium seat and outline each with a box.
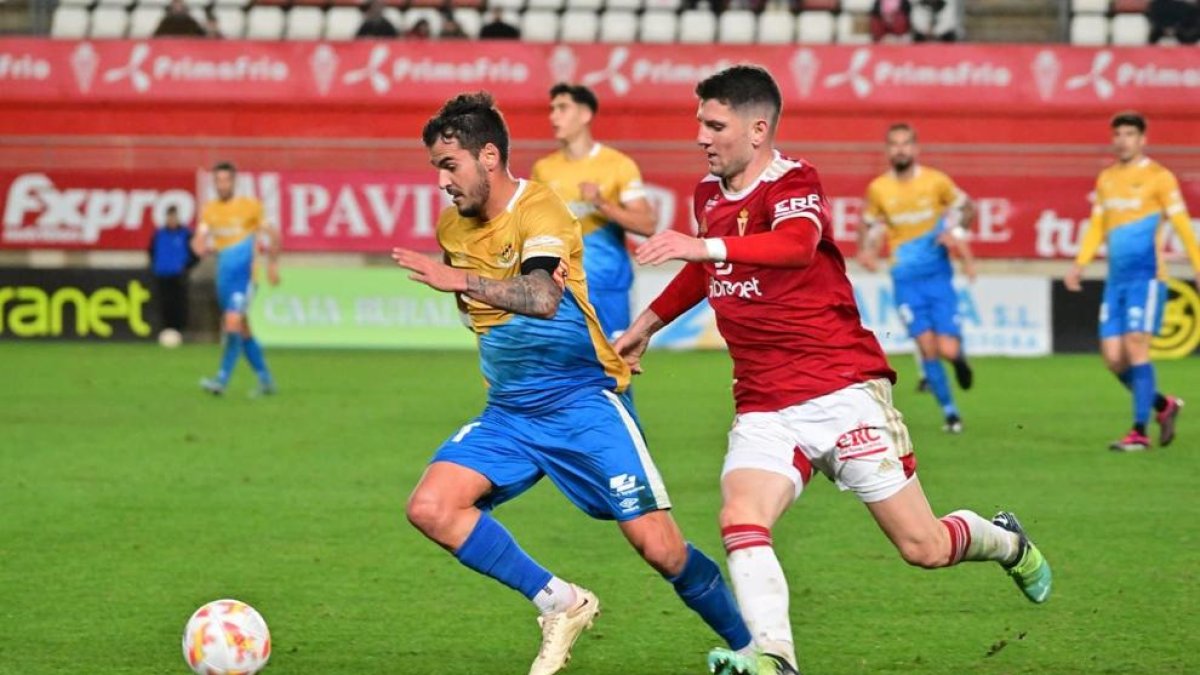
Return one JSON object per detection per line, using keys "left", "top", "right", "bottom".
{"left": 214, "top": 0, "right": 251, "bottom": 7}
{"left": 245, "top": 6, "right": 285, "bottom": 39}
{"left": 488, "top": 0, "right": 525, "bottom": 11}
{"left": 718, "top": 9, "right": 755, "bottom": 44}
{"left": 324, "top": 7, "right": 360, "bottom": 40}
{"left": 453, "top": 8, "right": 483, "bottom": 38}
{"left": 1071, "top": 0, "right": 1110, "bottom": 13}
{"left": 128, "top": 6, "right": 165, "bottom": 38}
{"left": 799, "top": 10, "right": 835, "bottom": 43}
{"left": 383, "top": 7, "right": 404, "bottom": 31}
{"left": 840, "top": 0, "right": 873, "bottom": 12}
{"left": 285, "top": 7, "right": 324, "bottom": 40}
{"left": 566, "top": 0, "right": 604, "bottom": 10}
{"left": 1070, "top": 14, "right": 1108, "bottom": 45}
{"left": 560, "top": 9, "right": 598, "bottom": 41}
{"left": 521, "top": 9, "right": 560, "bottom": 42}
{"left": 50, "top": 6, "right": 90, "bottom": 39}
{"left": 97, "top": 0, "right": 134, "bottom": 8}
{"left": 1111, "top": 14, "right": 1150, "bottom": 45}
{"left": 639, "top": 9, "right": 677, "bottom": 43}
{"left": 606, "top": 0, "right": 642, "bottom": 11}
{"left": 89, "top": 6, "right": 129, "bottom": 38}
{"left": 527, "top": 0, "right": 565, "bottom": 11}
{"left": 678, "top": 9, "right": 716, "bottom": 43}
{"left": 757, "top": 10, "right": 795, "bottom": 44}
{"left": 835, "top": 11, "right": 870, "bottom": 43}
{"left": 57, "top": 0, "right": 93, "bottom": 6}
{"left": 213, "top": 7, "right": 246, "bottom": 38}
{"left": 600, "top": 10, "right": 638, "bottom": 43}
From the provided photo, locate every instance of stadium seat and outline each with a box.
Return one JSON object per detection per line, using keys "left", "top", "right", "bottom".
{"left": 50, "top": 6, "right": 89, "bottom": 38}
{"left": 679, "top": 9, "right": 716, "bottom": 43}
{"left": 1069, "top": 14, "right": 1108, "bottom": 44}
{"left": 213, "top": 0, "right": 251, "bottom": 6}
{"left": 404, "top": 8, "right": 444, "bottom": 34}
{"left": 245, "top": 6, "right": 285, "bottom": 39}
{"left": 383, "top": 7, "right": 404, "bottom": 30}
{"left": 600, "top": 10, "right": 638, "bottom": 43}
{"left": 521, "top": 9, "right": 560, "bottom": 42}
{"left": 840, "top": 0, "right": 872, "bottom": 11}
{"left": 835, "top": 11, "right": 870, "bottom": 43}
{"left": 488, "top": 0, "right": 525, "bottom": 11}
{"left": 606, "top": 0, "right": 642, "bottom": 11}
{"left": 128, "top": 6, "right": 165, "bottom": 38}
{"left": 453, "top": 8, "right": 483, "bottom": 37}
{"left": 799, "top": 10, "right": 835, "bottom": 43}
{"left": 324, "top": 6, "right": 360, "bottom": 40}
{"left": 560, "top": 9, "right": 599, "bottom": 41}
{"left": 1111, "top": 13, "right": 1149, "bottom": 44}
{"left": 97, "top": 0, "right": 134, "bottom": 7}
{"left": 1070, "top": 0, "right": 1109, "bottom": 13}
{"left": 639, "top": 9, "right": 677, "bottom": 42}
{"left": 89, "top": 6, "right": 129, "bottom": 38}
{"left": 566, "top": 0, "right": 605, "bottom": 10}
{"left": 213, "top": 6, "right": 246, "bottom": 38}
{"left": 757, "top": 10, "right": 795, "bottom": 44}
{"left": 718, "top": 10, "right": 755, "bottom": 44}
{"left": 527, "top": 0, "right": 565, "bottom": 10}
{"left": 644, "top": 0, "right": 681, "bottom": 9}
{"left": 56, "top": 0, "right": 93, "bottom": 6}
{"left": 285, "top": 7, "right": 324, "bottom": 40}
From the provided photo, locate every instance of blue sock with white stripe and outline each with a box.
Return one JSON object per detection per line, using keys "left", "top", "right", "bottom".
{"left": 217, "top": 332, "right": 242, "bottom": 386}
{"left": 666, "top": 544, "right": 753, "bottom": 650}
{"left": 454, "top": 512, "right": 553, "bottom": 601}
{"left": 242, "top": 336, "right": 272, "bottom": 383}
{"left": 922, "top": 358, "right": 958, "bottom": 417}
{"left": 1130, "top": 363, "right": 1156, "bottom": 428}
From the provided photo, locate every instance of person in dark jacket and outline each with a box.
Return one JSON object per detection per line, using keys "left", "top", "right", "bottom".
{"left": 356, "top": 0, "right": 400, "bottom": 38}
{"left": 148, "top": 205, "right": 199, "bottom": 342}
{"left": 479, "top": 10, "right": 520, "bottom": 39}
{"left": 154, "top": 0, "right": 206, "bottom": 37}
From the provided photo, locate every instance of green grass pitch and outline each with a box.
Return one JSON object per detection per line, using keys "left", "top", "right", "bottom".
{"left": 2, "top": 345, "right": 1198, "bottom": 674}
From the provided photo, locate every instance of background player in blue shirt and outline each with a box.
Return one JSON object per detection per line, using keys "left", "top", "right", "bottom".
{"left": 392, "top": 92, "right": 751, "bottom": 675}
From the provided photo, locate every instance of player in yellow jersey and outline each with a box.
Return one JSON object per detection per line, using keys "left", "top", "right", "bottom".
{"left": 191, "top": 161, "right": 280, "bottom": 396}
{"left": 531, "top": 83, "right": 656, "bottom": 338}
{"left": 858, "top": 123, "right": 976, "bottom": 433}
{"left": 390, "top": 93, "right": 751, "bottom": 675}
{"left": 1065, "top": 112, "right": 1200, "bottom": 451}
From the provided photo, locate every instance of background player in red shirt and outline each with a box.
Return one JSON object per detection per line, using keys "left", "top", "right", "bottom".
{"left": 614, "top": 66, "right": 1052, "bottom": 675}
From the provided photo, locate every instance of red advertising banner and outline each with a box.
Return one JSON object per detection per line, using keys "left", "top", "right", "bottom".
{"left": 2, "top": 39, "right": 1200, "bottom": 111}
{"left": 5, "top": 168, "right": 1198, "bottom": 260}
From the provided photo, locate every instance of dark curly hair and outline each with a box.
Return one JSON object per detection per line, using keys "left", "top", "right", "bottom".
{"left": 421, "top": 92, "right": 510, "bottom": 164}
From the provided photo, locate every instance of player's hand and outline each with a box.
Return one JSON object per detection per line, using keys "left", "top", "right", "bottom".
{"left": 392, "top": 248, "right": 469, "bottom": 293}
{"left": 266, "top": 261, "right": 281, "bottom": 287}
{"left": 1064, "top": 266, "right": 1084, "bottom": 292}
{"left": 579, "top": 182, "right": 601, "bottom": 205}
{"left": 636, "top": 230, "right": 709, "bottom": 265}
{"left": 612, "top": 330, "right": 650, "bottom": 375}
{"left": 856, "top": 251, "right": 879, "bottom": 273}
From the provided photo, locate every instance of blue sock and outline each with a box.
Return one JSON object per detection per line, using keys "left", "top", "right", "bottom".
{"left": 922, "top": 359, "right": 957, "bottom": 417}
{"left": 242, "top": 336, "right": 272, "bottom": 382}
{"left": 666, "top": 544, "right": 753, "bottom": 651}
{"left": 454, "top": 512, "right": 552, "bottom": 600}
{"left": 1115, "top": 369, "right": 1133, "bottom": 390}
{"left": 1130, "top": 363, "right": 1156, "bottom": 428}
{"left": 217, "top": 332, "right": 243, "bottom": 386}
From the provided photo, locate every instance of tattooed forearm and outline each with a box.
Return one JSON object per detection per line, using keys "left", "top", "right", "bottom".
{"left": 466, "top": 269, "right": 563, "bottom": 319}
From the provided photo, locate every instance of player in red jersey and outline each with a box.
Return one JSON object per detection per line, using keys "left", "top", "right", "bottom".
{"left": 614, "top": 66, "right": 1052, "bottom": 675}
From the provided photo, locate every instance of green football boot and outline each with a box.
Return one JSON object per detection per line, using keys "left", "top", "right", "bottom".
{"left": 993, "top": 511, "right": 1052, "bottom": 604}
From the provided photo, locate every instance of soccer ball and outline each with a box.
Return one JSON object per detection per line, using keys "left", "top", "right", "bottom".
{"left": 158, "top": 329, "right": 183, "bottom": 348}
{"left": 182, "top": 599, "right": 271, "bottom": 675}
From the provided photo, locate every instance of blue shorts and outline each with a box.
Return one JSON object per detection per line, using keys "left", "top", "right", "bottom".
{"left": 216, "top": 274, "right": 254, "bottom": 314}
{"left": 589, "top": 288, "right": 631, "bottom": 339}
{"left": 893, "top": 274, "right": 961, "bottom": 338}
{"left": 432, "top": 388, "right": 671, "bottom": 521}
{"left": 1100, "top": 278, "right": 1166, "bottom": 339}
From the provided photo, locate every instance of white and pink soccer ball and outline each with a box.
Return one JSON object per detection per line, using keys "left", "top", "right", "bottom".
{"left": 182, "top": 599, "right": 271, "bottom": 675}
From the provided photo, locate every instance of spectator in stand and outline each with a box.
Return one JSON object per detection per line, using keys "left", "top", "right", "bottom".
{"left": 479, "top": 10, "right": 520, "bottom": 39}
{"left": 148, "top": 205, "right": 198, "bottom": 344}
{"left": 203, "top": 8, "right": 223, "bottom": 39}
{"left": 356, "top": 0, "right": 400, "bottom": 39}
{"left": 911, "top": 0, "right": 959, "bottom": 42}
{"left": 441, "top": 15, "right": 468, "bottom": 39}
{"left": 1148, "top": 0, "right": 1200, "bottom": 44}
{"left": 408, "top": 18, "right": 433, "bottom": 39}
{"left": 870, "top": 0, "right": 912, "bottom": 43}
{"left": 154, "top": 0, "right": 205, "bottom": 37}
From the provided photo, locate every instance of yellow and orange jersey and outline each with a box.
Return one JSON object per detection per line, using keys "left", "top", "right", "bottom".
{"left": 200, "top": 196, "right": 265, "bottom": 278}
{"left": 863, "top": 165, "right": 965, "bottom": 279}
{"left": 1076, "top": 157, "right": 1200, "bottom": 281}
{"left": 437, "top": 179, "right": 631, "bottom": 410}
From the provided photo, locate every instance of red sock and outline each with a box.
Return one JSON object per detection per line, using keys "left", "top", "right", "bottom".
{"left": 940, "top": 515, "right": 971, "bottom": 566}
{"left": 721, "top": 525, "right": 772, "bottom": 554}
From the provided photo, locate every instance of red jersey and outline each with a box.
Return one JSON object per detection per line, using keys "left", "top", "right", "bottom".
{"left": 690, "top": 152, "right": 894, "bottom": 413}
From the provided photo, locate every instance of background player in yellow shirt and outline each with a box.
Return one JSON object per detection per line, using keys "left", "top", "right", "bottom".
{"left": 391, "top": 92, "right": 751, "bottom": 675}
{"left": 1065, "top": 112, "right": 1200, "bottom": 451}
{"left": 191, "top": 161, "right": 280, "bottom": 396}
{"left": 531, "top": 83, "right": 656, "bottom": 338}
{"left": 858, "top": 123, "right": 976, "bottom": 433}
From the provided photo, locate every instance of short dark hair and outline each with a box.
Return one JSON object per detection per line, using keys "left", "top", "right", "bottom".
{"left": 166, "top": 205, "right": 179, "bottom": 215}
{"left": 1111, "top": 111, "right": 1146, "bottom": 133}
{"left": 695, "top": 65, "right": 782, "bottom": 128}
{"left": 887, "top": 122, "right": 917, "bottom": 141}
{"left": 549, "top": 83, "right": 599, "bottom": 114}
{"left": 212, "top": 161, "right": 236, "bottom": 174}
{"left": 421, "top": 92, "right": 510, "bottom": 164}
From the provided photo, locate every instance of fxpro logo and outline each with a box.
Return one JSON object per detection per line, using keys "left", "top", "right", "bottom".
{"left": 1064, "top": 50, "right": 1200, "bottom": 100}
{"left": 817, "top": 47, "right": 1012, "bottom": 99}
{"left": 0, "top": 280, "right": 152, "bottom": 338}
{"left": 91, "top": 43, "right": 288, "bottom": 93}
{"left": 553, "top": 46, "right": 733, "bottom": 97}
{"left": 341, "top": 44, "right": 530, "bottom": 95}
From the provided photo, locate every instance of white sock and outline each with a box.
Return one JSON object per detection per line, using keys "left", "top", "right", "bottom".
{"left": 532, "top": 576, "right": 577, "bottom": 615}
{"left": 727, "top": 546, "right": 796, "bottom": 667}
{"left": 942, "top": 510, "right": 1019, "bottom": 565}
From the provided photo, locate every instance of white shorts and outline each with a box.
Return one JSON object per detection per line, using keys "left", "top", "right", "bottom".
{"left": 722, "top": 379, "right": 917, "bottom": 503}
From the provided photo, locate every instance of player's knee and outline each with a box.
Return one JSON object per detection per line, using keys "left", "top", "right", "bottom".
{"left": 896, "top": 537, "right": 949, "bottom": 569}
{"left": 405, "top": 490, "right": 451, "bottom": 539}
{"left": 223, "top": 314, "right": 243, "bottom": 334}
